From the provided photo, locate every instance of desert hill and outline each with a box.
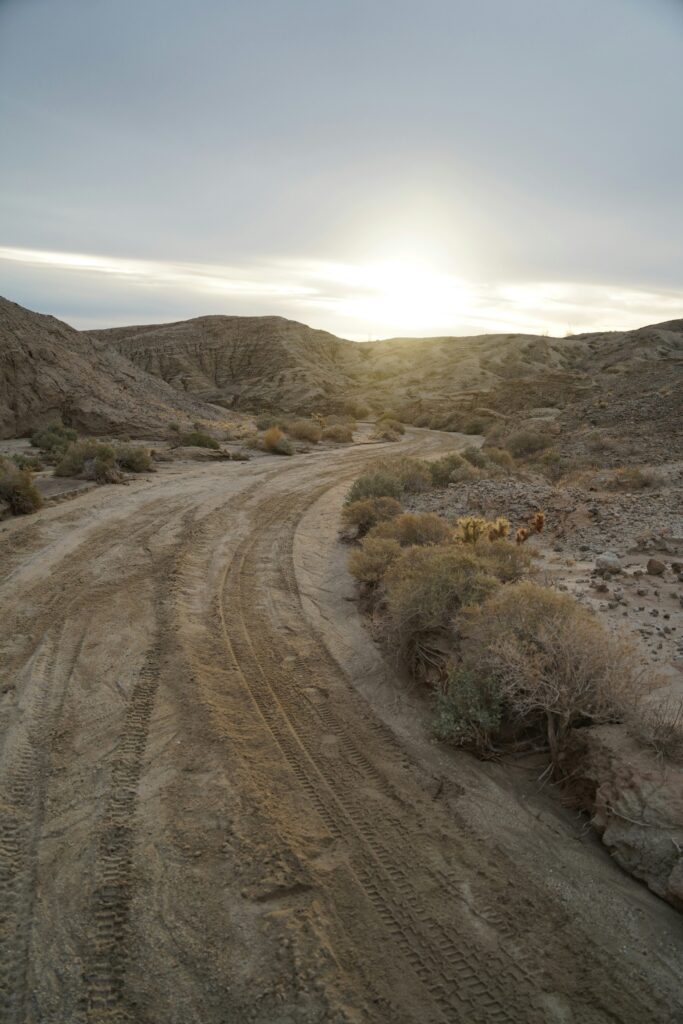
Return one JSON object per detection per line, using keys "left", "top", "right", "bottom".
{"left": 91, "top": 312, "right": 683, "bottom": 444}
{"left": 89, "top": 315, "right": 368, "bottom": 411}
{"left": 3, "top": 295, "right": 681, "bottom": 446}
{"left": 0, "top": 296, "right": 223, "bottom": 438}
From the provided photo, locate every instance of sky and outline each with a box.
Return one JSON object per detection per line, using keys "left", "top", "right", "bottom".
{"left": 0, "top": 0, "right": 682, "bottom": 339}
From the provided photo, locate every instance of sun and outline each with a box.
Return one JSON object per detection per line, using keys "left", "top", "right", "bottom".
{"left": 327, "top": 258, "right": 474, "bottom": 336}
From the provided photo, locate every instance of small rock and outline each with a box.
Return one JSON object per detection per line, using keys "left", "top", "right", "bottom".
{"left": 596, "top": 552, "right": 622, "bottom": 575}
{"left": 647, "top": 558, "right": 666, "bottom": 576}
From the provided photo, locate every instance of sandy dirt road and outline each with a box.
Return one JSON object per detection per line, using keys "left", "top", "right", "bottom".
{"left": 1, "top": 431, "right": 682, "bottom": 1024}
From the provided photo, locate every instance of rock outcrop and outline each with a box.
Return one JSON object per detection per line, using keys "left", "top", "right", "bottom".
{"left": 0, "top": 296, "right": 221, "bottom": 438}
{"left": 567, "top": 725, "right": 683, "bottom": 909}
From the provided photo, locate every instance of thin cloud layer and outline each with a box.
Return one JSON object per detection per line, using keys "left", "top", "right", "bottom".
{"left": 1, "top": 245, "right": 681, "bottom": 339}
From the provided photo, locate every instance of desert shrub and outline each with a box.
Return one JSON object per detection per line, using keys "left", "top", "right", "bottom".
{"left": 322, "top": 424, "right": 353, "bottom": 443}
{"left": 12, "top": 453, "right": 44, "bottom": 471}
{"left": 370, "top": 512, "right": 452, "bottom": 548}
{"left": 461, "top": 445, "right": 487, "bottom": 468}
{"left": 341, "top": 496, "right": 402, "bottom": 537}
{"left": 348, "top": 536, "right": 402, "bottom": 584}
{"left": 31, "top": 422, "right": 77, "bottom": 454}
{"left": 505, "top": 429, "right": 549, "bottom": 458}
{"left": 532, "top": 448, "right": 563, "bottom": 480}
{"left": 0, "top": 458, "right": 43, "bottom": 514}
{"left": 604, "top": 466, "right": 659, "bottom": 491}
{"left": 629, "top": 700, "right": 683, "bottom": 763}
{"left": 179, "top": 431, "right": 220, "bottom": 450}
{"left": 485, "top": 447, "right": 515, "bottom": 471}
{"left": 474, "top": 537, "right": 532, "bottom": 582}
{"left": 285, "top": 419, "right": 322, "bottom": 443}
{"left": 463, "top": 419, "right": 488, "bottom": 435}
{"left": 434, "top": 666, "right": 503, "bottom": 753}
{"left": 377, "top": 417, "right": 405, "bottom": 435}
{"left": 383, "top": 545, "right": 499, "bottom": 676}
{"left": 55, "top": 440, "right": 121, "bottom": 483}
{"left": 168, "top": 421, "right": 180, "bottom": 433}
{"left": 338, "top": 399, "right": 370, "bottom": 419}
{"left": 428, "top": 453, "right": 477, "bottom": 487}
{"left": 262, "top": 426, "right": 293, "bottom": 455}
{"left": 346, "top": 471, "right": 403, "bottom": 503}
{"left": 372, "top": 456, "right": 432, "bottom": 494}
{"left": 346, "top": 457, "right": 430, "bottom": 504}
{"left": 325, "top": 413, "right": 356, "bottom": 428}
{"left": 115, "top": 445, "right": 153, "bottom": 472}
{"left": 230, "top": 450, "right": 251, "bottom": 461}
{"left": 457, "top": 582, "right": 646, "bottom": 769}
{"left": 255, "top": 412, "right": 282, "bottom": 431}
{"left": 372, "top": 424, "right": 400, "bottom": 442}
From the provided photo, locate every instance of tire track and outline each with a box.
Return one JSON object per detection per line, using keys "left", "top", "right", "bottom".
{"left": 0, "top": 616, "right": 89, "bottom": 1024}
{"left": 216, "top": 491, "right": 543, "bottom": 1024}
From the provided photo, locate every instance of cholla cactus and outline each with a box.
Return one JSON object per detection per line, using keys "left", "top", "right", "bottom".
{"left": 516, "top": 526, "right": 531, "bottom": 545}
{"left": 456, "top": 515, "right": 489, "bottom": 544}
{"left": 487, "top": 516, "right": 511, "bottom": 541}
{"left": 530, "top": 510, "right": 545, "bottom": 533}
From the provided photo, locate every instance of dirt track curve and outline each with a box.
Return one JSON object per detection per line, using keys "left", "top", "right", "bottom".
{"left": 1, "top": 430, "right": 682, "bottom": 1024}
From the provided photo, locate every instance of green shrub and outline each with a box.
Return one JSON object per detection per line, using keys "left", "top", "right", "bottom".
{"left": 285, "top": 419, "right": 322, "bottom": 443}
{"left": 255, "top": 412, "right": 282, "bottom": 431}
{"left": 115, "top": 445, "right": 153, "bottom": 472}
{"left": 179, "top": 431, "right": 220, "bottom": 450}
{"left": 383, "top": 545, "right": 499, "bottom": 675}
{"left": 604, "top": 466, "right": 659, "bottom": 491}
{"left": 322, "top": 424, "right": 353, "bottom": 443}
{"left": 346, "top": 471, "right": 403, "bottom": 504}
{"left": 262, "top": 426, "right": 293, "bottom": 455}
{"left": 336, "top": 399, "right": 370, "bottom": 419}
{"left": 12, "top": 453, "right": 44, "bottom": 471}
{"left": 0, "top": 458, "right": 43, "bottom": 514}
{"left": 485, "top": 447, "right": 515, "bottom": 471}
{"left": 460, "top": 445, "right": 487, "bottom": 468}
{"left": 369, "top": 512, "right": 452, "bottom": 548}
{"left": 55, "top": 440, "right": 121, "bottom": 482}
{"left": 434, "top": 666, "right": 502, "bottom": 752}
{"left": 428, "top": 453, "right": 477, "bottom": 487}
{"left": 377, "top": 417, "right": 405, "bottom": 435}
{"left": 348, "top": 536, "right": 402, "bottom": 584}
{"left": 463, "top": 419, "right": 487, "bottom": 435}
{"left": 505, "top": 429, "right": 549, "bottom": 458}
{"left": 474, "top": 537, "right": 532, "bottom": 582}
{"left": 373, "top": 456, "right": 432, "bottom": 493}
{"left": 372, "top": 424, "right": 401, "bottom": 442}
{"left": 341, "top": 496, "right": 402, "bottom": 537}
{"left": 31, "top": 422, "right": 77, "bottom": 454}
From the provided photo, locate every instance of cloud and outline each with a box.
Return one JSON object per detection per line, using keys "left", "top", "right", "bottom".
{"left": 1, "top": 244, "right": 680, "bottom": 340}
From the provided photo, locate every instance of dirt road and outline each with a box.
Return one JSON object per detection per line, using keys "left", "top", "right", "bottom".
{"left": 1, "top": 432, "right": 682, "bottom": 1024}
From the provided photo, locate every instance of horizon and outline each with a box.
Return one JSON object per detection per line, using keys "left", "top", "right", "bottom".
{"left": 2, "top": 285, "right": 680, "bottom": 345}
{"left": 1, "top": 1, "right": 682, "bottom": 338}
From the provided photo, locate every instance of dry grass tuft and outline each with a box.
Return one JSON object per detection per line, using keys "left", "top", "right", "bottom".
{"left": 0, "top": 457, "right": 43, "bottom": 514}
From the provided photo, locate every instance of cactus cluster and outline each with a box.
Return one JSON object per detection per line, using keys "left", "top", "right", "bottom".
{"left": 516, "top": 510, "right": 545, "bottom": 544}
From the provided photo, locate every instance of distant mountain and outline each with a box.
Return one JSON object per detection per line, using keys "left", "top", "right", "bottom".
{"left": 0, "top": 297, "right": 221, "bottom": 438}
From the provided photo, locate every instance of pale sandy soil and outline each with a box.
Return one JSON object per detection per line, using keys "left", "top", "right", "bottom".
{"left": 1, "top": 429, "right": 682, "bottom": 1024}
